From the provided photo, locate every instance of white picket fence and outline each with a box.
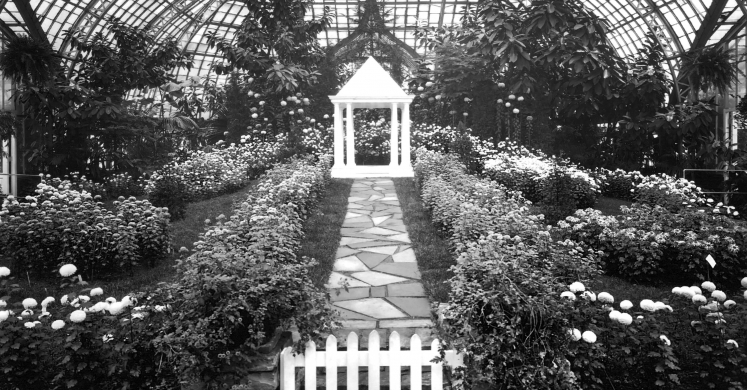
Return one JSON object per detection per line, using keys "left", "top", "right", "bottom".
{"left": 280, "top": 330, "right": 464, "bottom": 390}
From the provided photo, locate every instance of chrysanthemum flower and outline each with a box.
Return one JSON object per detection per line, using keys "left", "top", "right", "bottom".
{"left": 741, "top": 277, "right": 747, "bottom": 289}
{"left": 0, "top": 267, "right": 10, "bottom": 277}
{"left": 620, "top": 300, "right": 633, "bottom": 310}
{"left": 22, "top": 298, "right": 38, "bottom": 309}
{"left": 692, "top": 294, "right": 707, "bottom": 305}
{"left": 582, "top": 331, "right": 597, "bottom": 343}
{"left": 108, "top": 302, "right": 126, "bottom": 315}
{"left": 659, "top": 335, "right": 671, "bottom": 346}
{"left": 609, "top": 310, "right": 621, "bottom": 321}
{"left": 51, "top": 320, "right": 65, "bottom": 330}
{"left": 569, "top": 328, "right": 581, "bottom": 341}
{"left": 59, "top": 264, "right": 77, "bottom": 277}
{"left": 640, "top": 299, "right": 656, "bottom": 312}
{"left": 70, "top": 310, "right": 86, "bottom": 323}
{"left": 691, "top": 286, "right": 702, "bottom": 295}
{"left": 560, "top": 291, "right": 576, "bottom": 301}
{"left": 598, "top": 292, "right": 614, "bottom": 304}
{"left": 724, "top": 300, "right": 736, "bottom": 309}
{"left": 726, "top": 339, "right": 739, "bottom": 348}
{"left": 90, "top": 288, "right": 103, "bottom": 297}
{"left": 711, "top": 290, "right": 727, "bottom": 302}
{"left": 41, "top": 297, "right": 55, "bottom": 308}
{"left": 581, "top": 291, "right": 596, "bottom": 301}
{"left": 569, "top": 282, "right": 585, "bottom": 293}
{"left": 24, "top": 322, "right": 35, "bottom": 329}
{"left": 701, "top": 281, "right": 716, "bottom": 292}
{"left": 617, "top": 313, "right": 633, "bottom": 325}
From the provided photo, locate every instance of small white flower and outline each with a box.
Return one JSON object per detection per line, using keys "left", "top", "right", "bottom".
{"left": 726, "top": 339, "right": 739, "bottom": 348}
{"left": 724, "top": 300, "right": 736, "bottom": 309}
{"left": 102, "top": 334, "right": 114, "bottom": 343}
{"left": 569, "top": 282, "right": 585, "bottom": 293}
{"left": 671, "top": 287, "right": 682, "bottom": 295}
{"left": 60, "top": 295, "right": 69, "bottom": 305}
{"left": 70, "top": 310, "right": 86, "bottom": 323}
{"left": 78, "top": 295, "right": 90, "bottom": 303}
{"left": 51, "top": 320, "right": 65, "bottom": 330}
{"left": 659, "top": 335, "right": 671, "bottom": 346}
{"left": 0, "top": 310, "right": 8, "bottom": 322}
{"left": 0, "top": 267, "right": 10, "bottom": 277}
{"left": 582, "top": 331, "right": 597, "bottom": 343}
{"left": 691, "top": 286, "right": 702, "bottom": 295}
{"left": 581, "top": 291, "right": 596, "bottom": 301}
{"left": 41, "top": 296, "right": 55, "bottom": 308}
{"left": 0, "top": 300, "right": 5, "bottom": 308}
{"left": 617, "top": 313, "right": 633, "bottom": 325}
{"left": 711, "top": 290, "right": 727, "bottom": 302}
{"left": 741, "top": 277, "right": 747, "bottom": 289}
{"left": 692, "top": 294, "right": 707, "bottom": 305}
{"left": 108, "top": 302, "right": 126, "bottom": 315}
{"left": 640, "top": 299, "right": 656, "bottom": 312}
{"left": 598, "top": 292, "right": 614, "bottom": 304}
{"left": 90, "top": 287, "right": 103, "bottom": 297}
{"left": 560, "top": 291, "right": 576, "bottom": 301}
{"left": 59, "top": 264, "right": 77, "bottom": 277}
{"left": 609, "top": 310, "right": 621, "bottom": 321}
{"left": 701, "top": 281, "right": 716, "bottom": 292}
{"left": 569, "top": 328, "right": 581, "bottom": 341}
{"left": 24, "top": 321, "right": 35, "bottom": 329}
{"left": 22, "top": 298, "right": 38, "bottom": 309}
{"left": 620, "top": 300, "right": 633, "bottom": 310}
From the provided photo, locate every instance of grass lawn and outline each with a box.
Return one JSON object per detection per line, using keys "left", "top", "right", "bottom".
{"left": 300, "top": 179, "right": 352, "bottom": 289}
{"left": 1, "top": 182, "right": 257, "bottom": 300}
{"left": 594, "top": 196, "right": 633, "bottom": 216}
{"left": 394, "top": 178, "right": 456, "bottom": 303}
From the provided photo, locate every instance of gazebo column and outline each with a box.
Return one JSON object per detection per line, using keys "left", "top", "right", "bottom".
{"left": 401, "top": 102, "right": 412, "bottom": 169}
{"left": 346, "top": 103, "right": 356, "bottom": 167}
{"left": 390, "top": 102, "right": 399, "bottom": 167}
{"left": 333, "top": 103, "right": 344, "bottom": 168}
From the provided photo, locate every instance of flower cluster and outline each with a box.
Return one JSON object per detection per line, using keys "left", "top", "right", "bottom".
{"left": 0, "top": 181, "right": 171, "bottom": 277}
{"left": 634, "top": 173, "right": 706, "bottom": 211}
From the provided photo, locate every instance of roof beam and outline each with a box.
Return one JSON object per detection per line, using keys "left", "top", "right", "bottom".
{"left": 11, "top": 0, "right": 49, "bottom": 45}
{"left": 715, "top": 14, "right": 747, "bottom": 48}
{"left": 690, "top": 0, "right": 728, "bottom": 49}
{"left": 0, "top": 18, "right": 17, "bottom": 40}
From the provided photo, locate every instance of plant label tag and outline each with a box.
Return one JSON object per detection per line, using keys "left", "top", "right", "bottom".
{"left": 706, "top": 255, "right": 716, "bottom": 268}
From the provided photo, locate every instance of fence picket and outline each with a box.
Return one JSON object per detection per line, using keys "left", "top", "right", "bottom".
{"left": 305, "top": 341, "right": 317, "bottom": 390}
{"left": 410, "top": 334, "right": 422, "bottom": 390}
{"left": 389, "top": 331, "right": 401, "bottom": 390}
{"left": 368, "top": 330, "right": 381, "bottom": 389}
{"left": 326, "top": 335, "right": 338, "bottom": 390}
{"left": 347, "top": 332, "right": 359, "bottom": 390}
{"left": 430, "top": 339, "right": 443, "bottom": 389}
{"left": 281, "top": 347, "right": 295, "bottom": 390}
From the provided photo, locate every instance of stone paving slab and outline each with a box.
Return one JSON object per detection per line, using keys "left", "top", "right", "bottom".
{"left": 326, "top": 178, "right": 433, "bottom": 338}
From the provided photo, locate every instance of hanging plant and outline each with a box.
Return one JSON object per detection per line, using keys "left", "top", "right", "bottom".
{"left": 0, "top": 35, "right": 57, "bottom": 86}
{"left": 680, "top": 45, "right": 740, "bottom": 101}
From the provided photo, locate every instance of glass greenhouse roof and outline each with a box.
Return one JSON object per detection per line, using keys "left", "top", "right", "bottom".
{"left": 1, "top": 0, "right": 746, "bottom": 85}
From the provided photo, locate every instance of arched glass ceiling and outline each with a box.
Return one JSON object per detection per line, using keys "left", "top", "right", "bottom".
{"left": 1, "top": 0, "right": 746, "bottom": 85}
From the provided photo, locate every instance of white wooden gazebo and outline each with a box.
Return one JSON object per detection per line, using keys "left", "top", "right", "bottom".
{"left": 329, "top": 57, "right": 415, "bottom": 178}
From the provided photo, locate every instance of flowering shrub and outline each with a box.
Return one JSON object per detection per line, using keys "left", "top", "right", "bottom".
{"left": 556, "top": 205, "right": 747, "bottom": 286}
{"left": 156, "top": 154, "right": 338, "bottom": 386}
{"left": 0, "top": 266, "right": 177, "bottom": 389}
{"left": 0, "top": 181, "right": 170, "bottom": 278}
{"left": 42, "top": 172, "right": 146, "bottom": 200}
{"left": 483, "top": 141, "right": 599, "bottom": 210}
{"left": 593, "top": 168, "right": 643, "bottom": 201}
{"left": 145, "top": 140, "right": 283, "bottom": 202}
{"left": 634, "top": 173, "right": 705, "bottom": 211}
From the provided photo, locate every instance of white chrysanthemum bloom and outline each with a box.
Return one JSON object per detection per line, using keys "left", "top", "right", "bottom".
{"left": 598, "top": 292, "right": 614, "bottom": 304}
{"left": 121, "top": 296, "right": 133, "bottom": 307}
{"left": 691, "top": 286, "right": 702, "bottom": 295}
{"left": 569, "top": 328, "right": 581, "bottom": 341}
{"left": 21, "top": 309, "right": 33, "bottom": 317}
{"left": 660, "top": 335, "right": 671, "bottom": 346}
{"left": 41, "top": 296, "right": 55, "bottom": 308}
{"left": 680, "top": 287, "right": 696, "bottom": 298}
{"left": 581, "top": 291, "right": 596, "bottom": 301}
{"left": 51, "top": 320, "right": 65, "bottom": 330}
{"left": 24, "top": 321, "right": 35, "bottom": 329}
{"left": 0, "top": 310, "right": 8, "bottom": 322}
{"left": 60, "top": 295, "right": 69, "bottom": 305}
{"left": 78, "top": 295, "right": 90, "bottom": 303}
{"left": 620, "top": 300, "right": 633, "bottom": 310}
{"left": 569, "top": 282, "right": 585, "bottom": 293}
{"left": 59, "top": 264, "right": 77, "bottom": 277}
{"left": 582, "top": 331, "right": 597, "bottom": 343}
{"left": 609, "top": 310, "right": 621, "bottom": 321}
{"left": 70, "top": 310, "right": 86, "bottom": 323}
{"left": 90, "top": 287, "right": 103, "bottom": 297}
{"left": 671, "top": 287, "right": 682, "bottom": 295}
{"left": 691, "top": 320, "right": 702, "bottom": 327}
{"left": 653, "top": 301, "right": 668, "bottom": 311}
{"left": 617, "top": 313, "right": 633, "bottom": 325}
{"left": 741, "top": 277, "right": 747, "bottom": 289}
{"left": 22, "top": 298, "right": 38, "bottom": 309}
{"left": 105, "top": 297, "right": 116, "bottom": 304}
{"left": 724, "top": 300, "right": 736, "bottom": 309}
{"left": 640, "top": 299, "right": 656, "bottom": 312}
{"left": 108, "top": 302, "right": 126, "bottom": 315}
{"left": 726, "top": 339, "right": 739, "bottom": 348}
{"left": 0, "top": 267, "right": 10, "bottom": 277}
{"left": 91, "top": 302, "right": 109, "bottom": 313}
{"left": 560, "top": 291, "right": 576, "bottom": 301}
{"left": 701, "top": 281, "right": 716, "bottom": 292}
{"left": 692, "top": 294, "right": 707, "bottom": 305}
{"left": 711, "top": 290, "right": 727, "bottom": 302}
{"left": 131, "top": 312, "right": 145, "bottom": 320}
{"left": 0, "top": 300, "right": 6, "bottom": 308}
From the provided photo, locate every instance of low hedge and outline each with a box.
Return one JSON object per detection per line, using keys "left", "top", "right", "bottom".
{"left": 0, "top": 181, "right": 171, "bottom": 278}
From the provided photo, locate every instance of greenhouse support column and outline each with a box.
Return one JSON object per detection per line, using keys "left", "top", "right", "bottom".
{"left": 346, "top": 103, "right": 356, "bottom": 167}
{"left": 401, "top": 102, "right": 411, "bottom": 169}
{"left": 10, "top": 134, "right": 17, "bottom": 196}
{"left": 1, "top": 138, "right": 9, "bottom": 195}
{"left": 390, "top": 102, "right": 399, "bottom": 167}
{"left": 333, "top": 103, "right": 344, "bottom": 169}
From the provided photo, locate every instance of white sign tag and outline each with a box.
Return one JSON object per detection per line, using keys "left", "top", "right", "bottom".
{"left": 705, "top": 254, "right": 716, "bottom": 268}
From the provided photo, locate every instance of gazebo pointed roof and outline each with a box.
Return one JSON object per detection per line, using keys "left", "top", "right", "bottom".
{"left": 336, "top": 57, "right": 408, "bottom": 98}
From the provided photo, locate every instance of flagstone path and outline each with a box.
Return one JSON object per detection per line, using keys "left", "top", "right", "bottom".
{"left": 325, "top": 178, "right": 434, "bottom": 345}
